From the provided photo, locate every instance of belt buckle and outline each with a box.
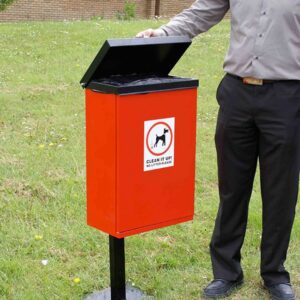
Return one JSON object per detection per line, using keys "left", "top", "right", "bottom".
{"left": 243, "top": 77, "right": 263, "bottom": 86}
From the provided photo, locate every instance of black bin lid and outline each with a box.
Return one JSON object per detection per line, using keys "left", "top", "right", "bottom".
{"left": 80, "top": 37, "right": 199, "bottom": 94}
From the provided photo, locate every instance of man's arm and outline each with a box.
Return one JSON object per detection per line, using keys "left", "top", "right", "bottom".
{"left": 137, "top": 0, "right": 229, "bottom": 38}
{"left": 161, "top": 0, "right": 229, "bottom": 38}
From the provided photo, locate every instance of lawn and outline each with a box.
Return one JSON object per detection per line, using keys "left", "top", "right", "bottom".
{"left": 0, "top": 19, "right": 299, "bottom": 300}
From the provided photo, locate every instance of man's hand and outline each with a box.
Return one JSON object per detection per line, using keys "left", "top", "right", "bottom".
{"left": 136, "top": 28, "right": 166, "bottom": 38}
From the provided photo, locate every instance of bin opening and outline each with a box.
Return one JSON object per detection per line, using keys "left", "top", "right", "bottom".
{"left": 88, "top": 75, "right": 198, "bottom": 94}
{"left": 80, "top": 37, "right": 199, "bottom": 94}
{"left": 94, "top": 74, "right": 180, "bottom": 86}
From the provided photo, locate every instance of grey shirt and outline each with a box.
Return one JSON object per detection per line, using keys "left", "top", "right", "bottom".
{"left": 160, "top": 0, "right": 300, "bottom": 80}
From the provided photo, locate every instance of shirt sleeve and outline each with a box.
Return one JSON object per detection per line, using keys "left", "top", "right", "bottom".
{"left": 160, "top": 0, "right": 229, "bottom": 38}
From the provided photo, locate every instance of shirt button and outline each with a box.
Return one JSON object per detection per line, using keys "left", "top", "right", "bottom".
{"left": 259, "top": 34, "right": 263, "bottom": 37}
{"left": 262, "top": 11, "right": 266, "bottom": 15}
{"left": 255, "top": 56, "right": 259, "bottom": 60}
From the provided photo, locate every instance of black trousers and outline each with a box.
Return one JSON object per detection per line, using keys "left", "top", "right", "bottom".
{"left": 210, "top": 74, "right": 300, "bottom": 286}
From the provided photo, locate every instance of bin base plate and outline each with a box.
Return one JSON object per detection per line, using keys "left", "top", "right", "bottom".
{"left": 86, "top": 284, "right": 152, "bottom": 300}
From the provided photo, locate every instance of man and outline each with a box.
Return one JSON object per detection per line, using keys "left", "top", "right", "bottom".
{"left": 137, "top": 1, "right": 300, "bottom": 299}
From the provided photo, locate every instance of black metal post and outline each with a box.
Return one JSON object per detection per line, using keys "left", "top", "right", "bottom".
{"left": 109, "top": 235, "right": 126, "bottom": 300}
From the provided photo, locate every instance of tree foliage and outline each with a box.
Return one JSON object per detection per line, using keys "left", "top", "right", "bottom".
{"left": 0, "top": 0, "right": 15, "bottom": 11}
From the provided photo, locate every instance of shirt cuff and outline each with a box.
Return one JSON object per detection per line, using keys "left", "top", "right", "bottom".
{"left": 159, "top": 25, "right": 175, "bottom": 36}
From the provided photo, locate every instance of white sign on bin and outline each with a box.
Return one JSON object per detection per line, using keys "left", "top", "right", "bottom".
{"left": 144, "top": 117, "right": 175, "bottom": 171}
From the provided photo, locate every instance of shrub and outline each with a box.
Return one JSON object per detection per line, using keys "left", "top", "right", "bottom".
{"left": 0, "top": 0, "right": 15, "bottom": 11}
{"left": 116, "top": 1, "right": 136, "bottom": 21}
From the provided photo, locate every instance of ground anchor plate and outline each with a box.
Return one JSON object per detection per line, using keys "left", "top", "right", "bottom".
{"left": 86, "top": 284, "right": 153, "bottom": 300}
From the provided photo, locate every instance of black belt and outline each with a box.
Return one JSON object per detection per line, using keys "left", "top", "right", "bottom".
{"left": 227, "top": 73, "right": 277, "bottom": 85}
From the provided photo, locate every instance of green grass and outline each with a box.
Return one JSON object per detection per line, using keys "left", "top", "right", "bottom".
{"left": 0, "top": 19, "right": 299, "bottom": 300}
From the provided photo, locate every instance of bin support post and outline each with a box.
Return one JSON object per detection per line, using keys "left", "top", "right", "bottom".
{"left": 109, "top": 235, "right": 126, "bottom": 300}
{"left": 85, "top": 236, "right": 146, "bottom": 300}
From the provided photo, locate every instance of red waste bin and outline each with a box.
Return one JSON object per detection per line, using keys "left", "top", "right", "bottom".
{"left": 81, "top": 37, "right": 199, "bottom": 238}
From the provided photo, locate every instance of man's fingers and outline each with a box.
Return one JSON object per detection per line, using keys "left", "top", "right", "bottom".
{"left": 136, "top": 29, "right": 154, "bottom": 38}
{"left": 144, "top": 29, "right": 152, "bottom": 38}
{"left": 136, "top": 32, "right": 144, "bottom": 38}
{"left": 136, "top": 28, "right": 166, "bottom": 38}
{"left": 143, "top": 29, "right": 154, "bottom": 38}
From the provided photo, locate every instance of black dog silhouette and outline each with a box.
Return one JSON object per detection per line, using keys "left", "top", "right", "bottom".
{"left": 154, "top": 128, "right": 169, "bottom": 147}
